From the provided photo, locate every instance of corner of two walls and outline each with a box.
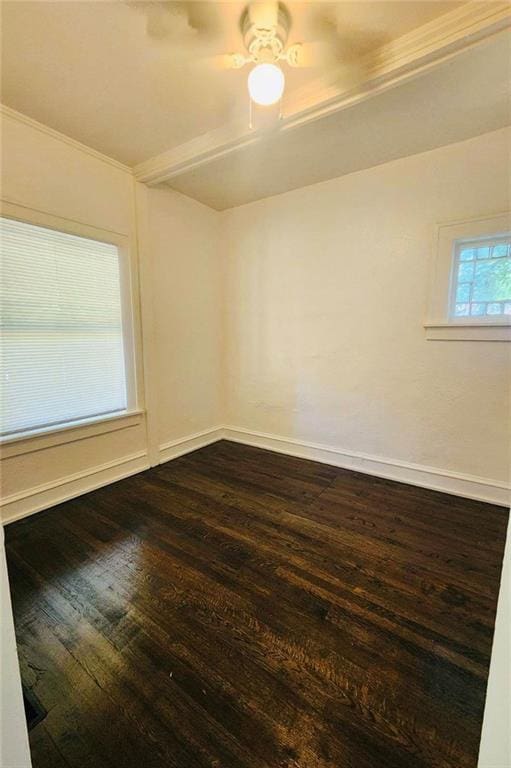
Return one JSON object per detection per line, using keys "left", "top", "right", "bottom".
{"left": 218, "top": 128, "right": 511, "bottom": 506}
{"left": 140, "top": 184, "right": 225, "bottom": 466}
{"left": 151, "top": 127, "right": 510, "bottom": 507}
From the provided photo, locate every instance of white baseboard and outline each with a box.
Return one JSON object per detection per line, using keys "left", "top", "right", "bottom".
{"left": 223, "top": 426, "right": 510, "bottom": 507}
{"left": 0, "top": 426, "right": 222, "bottom": 528}
{"left": 2, "top": 424, "right": 507, "bottom": 527}
{"left": 158, "top": 426, "right": 224, "bottom": 465}
{"left": 1, "top": 426, "right": 224, "bottom": 527}
{"left": 1, "top": 451, "right": 150, "bottom": 526}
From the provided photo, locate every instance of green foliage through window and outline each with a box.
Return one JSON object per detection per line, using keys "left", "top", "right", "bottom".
{"left": 452, "top": 238, "right": 511, "bottom": 318}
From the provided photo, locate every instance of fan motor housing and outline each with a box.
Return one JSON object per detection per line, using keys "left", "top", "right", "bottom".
{"left": 241, "top": 3, "right": 291, "bottom": 63}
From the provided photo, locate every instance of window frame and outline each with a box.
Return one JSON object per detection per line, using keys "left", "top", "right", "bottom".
{"left": 0, "top": 200, "right": 142, "bottom": 446}
{"left": 425, "top": 212, "right": 511, "bottom": 341}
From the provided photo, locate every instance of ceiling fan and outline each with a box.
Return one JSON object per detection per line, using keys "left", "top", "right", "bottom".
{"left": 132, "top": 2, "right": 358, "bottom": 108}
{"left": 222, "top": 2, "right": 324, "bottom": 107}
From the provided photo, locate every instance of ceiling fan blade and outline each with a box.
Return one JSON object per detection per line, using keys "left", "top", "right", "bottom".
{"left": 209, "top": 53, "right": 247, "bottom": 71}
{"left": 285, "top": 41, "right": 334, "bottom": 68}
{"left": 128, "top": 1, "right": 220, "bottom": 45}
{"left": 248, "top": 2, "right": 279, "bottom": 31}
{"left": 127, "top": 2, "right": 188, "bottom": 40}
{"left": 186, "top": 2, "right": 222, "bottom": 42}
{"left": 309, "top": 3, "right": 390, "bottom": 61}
{"left": 286, "top": 38, "right": 370, "bottom": 93}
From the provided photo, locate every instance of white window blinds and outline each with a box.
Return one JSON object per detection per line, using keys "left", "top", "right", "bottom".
{"left": 0, "top": 216, "right": 128, "bottom": 438}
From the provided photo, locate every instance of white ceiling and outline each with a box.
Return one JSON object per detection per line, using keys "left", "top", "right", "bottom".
{"left": 2, "top": 1, "right": 462, "bottom": 165}
{"left": 1, "top": 1, "right": 509, "bottom": 210}
{"left": 167, "top": 31, "right": 511, "bottom": 209}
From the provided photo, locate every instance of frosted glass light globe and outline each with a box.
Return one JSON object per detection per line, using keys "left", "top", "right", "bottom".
{"left": 247, "top": 63, "right": 285, "bottom": 106}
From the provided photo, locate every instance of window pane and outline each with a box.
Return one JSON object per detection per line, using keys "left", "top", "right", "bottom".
{"left": 451, "top": 236, "right": 511, "bottom": 319}
{"left": 458, "top": 262, "right": 474, "bottom": 282}
{"left": 0, "top": 217, "right": 127, "bottom": 436}
{"left": 456, "top": 283, "right": 470, "bottom": 303}
{"left": 472, "top": 259, "right": 511, "bottom": 302}
{"left": 492, "top": 244, "right": 509, "bottom": 258}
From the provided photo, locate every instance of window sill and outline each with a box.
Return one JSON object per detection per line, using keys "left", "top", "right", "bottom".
{"left": 425, "top": 322, "right": 511, "bottom": 341}
{"left": 0, "top": 410, "right": 144, "bottom": 459}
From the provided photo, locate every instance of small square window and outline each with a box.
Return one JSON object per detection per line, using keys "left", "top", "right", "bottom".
{"left": 450, "top": 235, "right": 511, "bottom": 320}
{"left": 426, "top": 214, "right": 511, "bottom": 340}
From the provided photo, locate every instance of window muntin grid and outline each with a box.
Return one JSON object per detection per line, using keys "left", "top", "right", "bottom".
{"left": 450, "top": 235, "right": 511, "bottom": 319}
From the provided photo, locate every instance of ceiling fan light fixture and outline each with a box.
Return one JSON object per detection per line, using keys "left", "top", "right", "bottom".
{"left": 247, "top": 63, "right": 285, "bottom": 106}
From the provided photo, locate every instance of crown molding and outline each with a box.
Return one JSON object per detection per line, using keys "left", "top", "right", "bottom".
{"left": 133, "top": 118, "right": 256, "bottom": 184}
{"left": 283, "top": 0, "right": 511, "bottom": 125}
{"left": 134, "top": 1, "right": 511, "bottom": 186}
{"left": 0, "top": 104, "right": 132, "bottom": 175}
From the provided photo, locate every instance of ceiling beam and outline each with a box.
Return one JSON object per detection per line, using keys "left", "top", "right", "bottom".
{"left": 134, "top": 1, "right": 511, "bottom": 187}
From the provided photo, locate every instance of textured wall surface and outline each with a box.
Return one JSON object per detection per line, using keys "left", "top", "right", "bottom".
{"left": 146, "top": 186, "right": 223, "bottom": 449}
{"left": 223, "top": 128, "right": 511, "bottom": 483}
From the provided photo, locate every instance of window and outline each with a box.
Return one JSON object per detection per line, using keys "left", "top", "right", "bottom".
{"left": 450, "top": 236, "right": 511, "bottom": 320}
{"left": 425, "top": 212, "right": 511, "bottom": 341}
{"left": 1, "top": 214, "right": 134, "bottom": 439}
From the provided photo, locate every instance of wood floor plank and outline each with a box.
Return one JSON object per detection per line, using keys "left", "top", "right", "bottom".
{"left": 5, "top": 440, "right": 508, "bottom": 768}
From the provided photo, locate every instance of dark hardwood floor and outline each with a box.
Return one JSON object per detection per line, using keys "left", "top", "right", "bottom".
{"left": 5, "top": 441, "right": 509, "bottom": 768}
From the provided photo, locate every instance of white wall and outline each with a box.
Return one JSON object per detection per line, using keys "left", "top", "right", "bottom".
{"left": 0, "top": 527, "right": 32, "bottom": 768}
{"left": 143, "top": 186, "right": 223, "bottom": 457}
{"left": 222, "top": 128, "right": 511, "bottom": 495}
